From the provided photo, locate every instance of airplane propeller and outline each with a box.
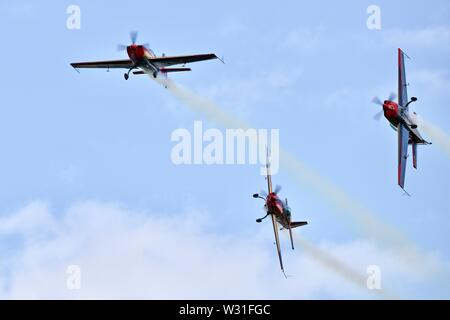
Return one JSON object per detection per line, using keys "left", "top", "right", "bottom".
{"left": 373, "top": 110, "right": 384, "bottom": 121}
{"left": 372, "top": 96, "right": 383, "bottom": 106}
{"left": 388, "top": 92, "right": 397, "bottom": 101}
{"left": 117, "top": 31, "right": 141, "bottom": 51}
{"left": 130, "top": 31, "right": 138, "bottom": 44}
{"left": 274, "top": 185, "right": 282, "bottom": 194}
{"left": 371, "top": 92, "right": 397, "bottom": 121}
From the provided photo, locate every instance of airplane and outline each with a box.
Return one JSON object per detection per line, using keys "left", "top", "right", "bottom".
{"left": 372, "top": 48, "right": 431, "bottom": 193}
{"left": 70, "top": 32, "right": 220, "bottom": 80}
{"left": 252, "top": 151, "right": 308, "bottom": 277}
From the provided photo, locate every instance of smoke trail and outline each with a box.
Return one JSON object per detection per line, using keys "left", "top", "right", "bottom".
{"left": 293, "top": 236, "right": 398, "bottom": 299}
{"left": 154, "top": 76, "right": 248, "bottom": 129}
{"left": 153, "top": 76, "right": 407, "bottom": 243}
{"left": 151, "top": 75, "right": 443, "bottom": 281}
{"left": 413, "top": 114, "right": 450, "bottom": 159}
{"left": 280, "top": 150, "right": 408, "bottom": 247}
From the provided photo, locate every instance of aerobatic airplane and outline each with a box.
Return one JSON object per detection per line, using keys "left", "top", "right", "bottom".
{"left": 70, "top": 32, "right": 219, "bottom": 80}
{"left": 252, "top": 151, "right": 308, "bottom": 276}
{"left": 372, "top": 48, "right": 431, "bottom": 193}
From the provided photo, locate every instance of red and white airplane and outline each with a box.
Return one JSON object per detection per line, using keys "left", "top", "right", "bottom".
{"left": 372, "top": 48, "right": 431, "bottom": 193}
{"left": 253, "top": 151, "right": 308, "bottom": 276}
{"left": 70, "top": 32, "right": 219, "bottom": 80}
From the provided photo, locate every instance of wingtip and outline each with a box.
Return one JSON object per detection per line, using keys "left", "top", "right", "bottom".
{"left": 70, "top": 64, "right": 80, "bottom": 73}
{"left": 399, "top": 48, "right": 411, "bottom": 59}
{"left": 216, "top": 55, "right": 225, "bottom": 64}
{"left": 400, "top": 186, "right": 411, "bottom": 197}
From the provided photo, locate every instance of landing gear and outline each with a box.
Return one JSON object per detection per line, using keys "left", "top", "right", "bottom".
{"left": 152, "top": 71, "right": 157, "bottom": 78}
{"left": 124, "top": 65, "right": 137, "bottom": 80}
{"left": 256, "top": 213, "right": 269, "bottom": 223}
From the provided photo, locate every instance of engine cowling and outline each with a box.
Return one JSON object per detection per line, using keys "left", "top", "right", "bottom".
{"left": 383, "top": 100, "right": 399, "bottom": 119}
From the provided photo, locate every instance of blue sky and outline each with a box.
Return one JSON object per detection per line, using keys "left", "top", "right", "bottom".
{"left": 0, "top": 0, "right": 449, "bottom": 299}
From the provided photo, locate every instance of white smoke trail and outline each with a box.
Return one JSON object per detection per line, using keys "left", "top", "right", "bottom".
{"left": 413, "top": 114, "right": 450, "bottom": 159}
{"left": 153, "top": 76, "right": 407, "bottom": 243}
{"left": 293, "top": 235, "right": 400, "bottom": 299}
{"left": 150, "top": 75, "right": 445, "bottom": 283}
{"left": 154, "top": 75, "right": 248, "bottom": 129}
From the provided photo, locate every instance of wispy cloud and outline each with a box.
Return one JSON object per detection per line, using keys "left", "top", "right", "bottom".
{"left": 0, "top": 201, "right": 448, "bottom": 299}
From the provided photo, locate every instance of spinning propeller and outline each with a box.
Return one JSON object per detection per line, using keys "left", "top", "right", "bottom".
{"left": 371, "top": 92, "right": 396, "bottom": 121}
{"left": 117, "top": 31, "right": 155, "bottom": 55}
{"left": 253, "top": 185, "right": 282, "bottom": 200}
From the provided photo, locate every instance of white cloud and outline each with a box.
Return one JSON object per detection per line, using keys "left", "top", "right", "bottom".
{"left": 0, "top": 201, "right": 448, "bottom": 299}
{"left": 0, "top": 202, "right": 55, "bottom": 237}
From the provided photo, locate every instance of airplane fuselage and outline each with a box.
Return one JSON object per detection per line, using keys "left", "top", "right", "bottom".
{"left": 265, "top": 192, "right": 291, "bottom": 228}
{"left": 126, "top": 44, "right": 159, "bottom": 76}
{"left": 382, "top": 100, "right": 426, "bottom": 144}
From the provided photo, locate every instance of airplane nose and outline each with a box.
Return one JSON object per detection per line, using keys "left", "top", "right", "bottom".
{"left": 135, "top": 46, "right": 145, "bottom": 58}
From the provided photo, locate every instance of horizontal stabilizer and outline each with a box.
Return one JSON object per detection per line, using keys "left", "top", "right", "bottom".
{"left": 290, "top": 221, "right": 308, "bottom": 228}
{"left": 160, "top": 67, "right": 191, "bottom": 73}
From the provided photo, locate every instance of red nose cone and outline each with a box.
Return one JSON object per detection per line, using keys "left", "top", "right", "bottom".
{"left": 383, "top": 101, "right": 399, "bottom": 119}
{"left": 126, "top": 44, "right": 145, "bottom": 61}
{"left": 135, "top": 46, "right": 145, "bottom": 59}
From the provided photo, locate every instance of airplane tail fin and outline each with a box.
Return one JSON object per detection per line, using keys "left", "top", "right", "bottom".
{"left": 289, "top": 227, "right": 294, "bottom": 250}
{"left": 288, "top": 221, "right": 308, "bottom": 250}
{"left": 290, "top": 221, "right": 308, "bottom": 228}
{"left": 412, "top": 141, "right": 418, "bottom": 169}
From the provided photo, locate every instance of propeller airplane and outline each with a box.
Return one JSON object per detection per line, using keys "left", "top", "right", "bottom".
{"left": 253, "top": 151, "right": 308, "bottom": 277}
{"left": 70, "top": 31, "right": 220, "bottom": 80}
{"left": 372, "top": 48, "right": 431, "bottom": 193}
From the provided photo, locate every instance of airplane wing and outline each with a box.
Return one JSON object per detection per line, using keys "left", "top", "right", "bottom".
{"left": 149, "top": 53, "right": 218, "bottom": 68}
{"left": 70, "top": 59, "right": 134, "bottom": 69}
{"left": 270, "top": 214, "right": 285, "bottom": 274}
{"left": 398, "top": 122, "right": 409, "bottom": 189}
{"left": 398, "top": 48, "right": 409, "bottom": 109}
